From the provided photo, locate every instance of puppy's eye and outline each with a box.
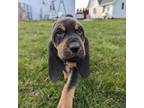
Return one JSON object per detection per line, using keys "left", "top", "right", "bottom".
{"left": 75, "top": 27, "right": 83, "bottom": 35}
{"left": 56, "top": 29, "right": 65, "bottom": 35}
{"left": 56, "top": 29, "right": 65, "bottom": 40}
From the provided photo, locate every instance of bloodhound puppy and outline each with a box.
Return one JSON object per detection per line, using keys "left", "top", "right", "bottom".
{"left": 48, "top": 16, "right": 89, "bottom": 108}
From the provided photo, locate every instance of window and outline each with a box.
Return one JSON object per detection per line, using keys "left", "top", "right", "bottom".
{"left": 121, "top": 2, "right": 124, "bottom": 10}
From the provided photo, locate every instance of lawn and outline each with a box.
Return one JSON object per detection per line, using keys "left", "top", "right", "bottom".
{"left": 18, "top": 19, "right": 126, "bottom": 108}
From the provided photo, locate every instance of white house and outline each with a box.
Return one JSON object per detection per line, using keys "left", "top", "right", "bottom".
{"left": 18, "top": 0, "right": 75, "bottom": 20}
{"left": 87, "top": 0, "right": 103, "bottom": 19}
{"left": 87, "top": 0, "right": 126, "bottom": 19}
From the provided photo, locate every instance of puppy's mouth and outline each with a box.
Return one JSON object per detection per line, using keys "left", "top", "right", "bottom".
{"left": 67, "top": 56, "right": 80, "bottom": 62}
{"left": 61, "top": 49, "right": 85, "bottom": 62}
{"left": 62, "top": 51, "right": 86, "bottom": 62}
{"left": 63, "top": 56, "right": 80, "bottom": 62}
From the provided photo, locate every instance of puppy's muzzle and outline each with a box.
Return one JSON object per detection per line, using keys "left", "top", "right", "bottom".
{"left": 62, "top": 37, "right": 85, "bottom": 62}
{"left": 69, "top": 41, "right": 80, "bottom": 54}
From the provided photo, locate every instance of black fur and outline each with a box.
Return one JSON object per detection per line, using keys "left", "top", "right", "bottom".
{"left": 65, "top": 14, "right": 73, "bottom": 17}
{"left": 48, "top": 41, "right": 65, "bottom": 81}
{"left": 68, "top": 67, "right": 79, "bottom": 90}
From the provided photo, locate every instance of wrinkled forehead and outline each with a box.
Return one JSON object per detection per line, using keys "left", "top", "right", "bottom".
{"left": 53, "top": 17, "right": 82, "bottom": 31}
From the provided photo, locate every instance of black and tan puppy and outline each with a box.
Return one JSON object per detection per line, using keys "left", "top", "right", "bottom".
{"left": 48, "top": 16, "right": 89, "bottom": 108}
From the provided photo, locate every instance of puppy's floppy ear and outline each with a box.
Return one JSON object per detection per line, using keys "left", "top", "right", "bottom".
{"left": 48, "top": 40, "right": 64, "bottom": 81}
{"left": 77, "top": 37, "right": 89, "bottom": 78}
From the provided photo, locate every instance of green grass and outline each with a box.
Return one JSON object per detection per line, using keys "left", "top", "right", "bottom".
{"left": 18, "top": 19, "right": 126, "bottom": 108}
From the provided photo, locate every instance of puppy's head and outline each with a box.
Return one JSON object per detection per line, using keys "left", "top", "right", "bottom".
{"left": 48, "top": 17, "right": 89, "bottom": 81}
{"left": 52, "top": 17, "right": 86, "bottom": 62}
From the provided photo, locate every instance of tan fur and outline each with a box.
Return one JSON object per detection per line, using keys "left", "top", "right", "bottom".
{"left": 58, "top": 24, "right": 66, "bottom": 31}
{"left": 56, "top": 39, "right": 68, "bottom": 59}
{"left": 57, "top": 87, "right": 75, "bottom": 108}
{"left": 78, "top": 37, "right": 86, "bottom": 56}
{"left": 63, "top": 62, "right": 76, "bottom": 81}
{"left": 75, "top": 23, "right": 80, "bottom": 30}
{"left": 57, "top": 62, "right": 76, "bottom": 108}
{"left": 53, "top": 22, "right": 66, "bottom": 31}
{"left": 63, "top": 71, "right": 68, "bottom": 81}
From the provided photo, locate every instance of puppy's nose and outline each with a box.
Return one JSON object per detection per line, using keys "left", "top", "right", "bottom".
{"left": 69, "top": 42, "right": 80, "bottom": 53}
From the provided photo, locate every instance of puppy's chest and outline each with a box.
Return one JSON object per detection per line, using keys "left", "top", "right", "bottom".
{"left": 65, "top": 62, "right": 77, "bottom": 73}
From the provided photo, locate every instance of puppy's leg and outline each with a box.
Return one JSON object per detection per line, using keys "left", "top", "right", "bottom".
{"left": 58, "top": 67, "right": 78, "bottom": 108}
{"left": 57, "top": 84, "right": 75, "bottom": 108}
{"left": 63, "top": 71, "right": 68, "bottom": 81}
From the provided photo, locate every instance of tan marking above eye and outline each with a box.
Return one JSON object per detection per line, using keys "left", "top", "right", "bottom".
{"left": 58, "top": 24, "right": 66, "bottom": 31}
{"left": 75, "top": 23, "right": 80, "bottom": 30}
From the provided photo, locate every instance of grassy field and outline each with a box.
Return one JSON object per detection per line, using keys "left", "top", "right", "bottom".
{"left": 18, "top": 19, "right": 126, "bottom": 108}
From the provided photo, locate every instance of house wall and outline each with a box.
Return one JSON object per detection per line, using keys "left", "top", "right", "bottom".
{"left": 88, "top": 0, "right": 98, "bottom": 18}
{"left": 95, "top": 6, "right": 103, "bottom": 18}
{"left": 88, "top": 0, "right": 103, "bottom": 19}
{"left": 64, "top": 0, "right": 75, "bottom": 17}
{"left": 89, "top": 8, "right": 97, "bottom": 18}
{"left": 19, "top": 0, "right": 75, "bottom": 20}
{"left": 112, "top": 0, "right": 126, "bottom": 18}
{"left": 104, "top": 5, "right": 113, "bottom": 18}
